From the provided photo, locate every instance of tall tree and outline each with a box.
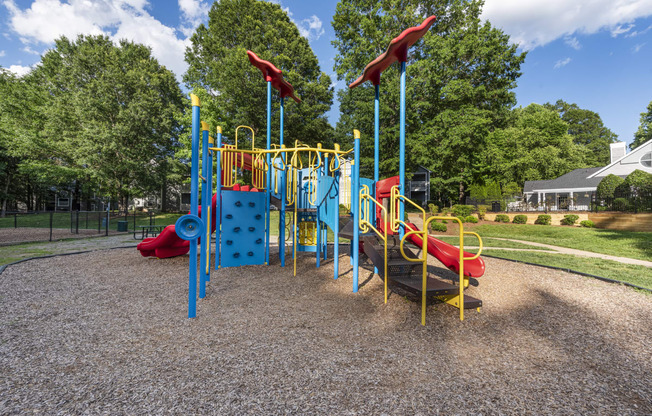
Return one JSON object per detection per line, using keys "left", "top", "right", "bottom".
{"left": 545, "top": 99, "right": 618, "bottom": 166}
{"left": 332, "top": 0, "right": 526, "bottom": 203}
{"left": 485, "top": 104, "right": 585, "bottom": 186}
{"left": 184, "top": 0, "right": 334, "bottom": 149}
{"left": 33, "top": 35, "right": 185, "bottom": 210}
{"left": 631, "top": 100, "right": 652, "bottom": 150}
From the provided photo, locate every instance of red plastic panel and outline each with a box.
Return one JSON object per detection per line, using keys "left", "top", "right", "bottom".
{"left": 247, "top": 50, "right": 301, "bottom": 102}
{"left": 349, "top": 15, "right": 436, "bottom": 88}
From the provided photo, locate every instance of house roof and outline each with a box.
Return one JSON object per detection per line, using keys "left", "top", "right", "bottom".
{"left": 523, "top": 167, "right": 604, "bottom": 192}
{"left": 587, "top": 138, "right": 652, "bottom": 178}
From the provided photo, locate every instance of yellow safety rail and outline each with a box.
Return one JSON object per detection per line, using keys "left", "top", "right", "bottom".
{"left": 359, "top": 185, "right": 389, "bottom": 303}
{"left": 390, "top": 185, "right": 483, "bottom": 325}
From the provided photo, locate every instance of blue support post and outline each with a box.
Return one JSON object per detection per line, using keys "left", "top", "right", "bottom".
{"left": 215, "top": 127, "right": 222, "bottom": 270}
{"left": 188, "top": 94, "right": 201, "bottom": 318}
{"left": 199, "top": 123, "right": 209, "bottom": 298}
{"left": 265, "top": 79, "right": 272, "bottom": 265}
{"left": 352, "top": 129, "right": 361, "bottom": 293}
{"left": 399, "top": 61, "right": 406, "bottom": 240}
{"left": 279, "top": 97, "right": 285, "bottom": 267}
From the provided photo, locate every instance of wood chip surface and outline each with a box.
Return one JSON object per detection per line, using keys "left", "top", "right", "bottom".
{"left": 1, "top": 246, "right": 650, "bottom": 415}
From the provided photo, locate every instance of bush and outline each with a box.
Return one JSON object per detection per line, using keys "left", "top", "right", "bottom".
{"left": 561, "top": 214, "right": 579, "bottom": 226}
{"left": 430, "top": 222, "right": 447, "bottom": 233}
{"left": 428, "top": 203, "right": 439, "bottom": 215}
{"left": 580, "top": 220, "right": 595, "bottom": 228}
{"left": 494, "top": 214, "right": 510, "bottom": 223}
{"left": 534, "top": 214, "right": 551, "bottom": 225}
{"left": 596, "top": 174, "right": 625, "bottom": 199}
{"left": 512, "top": 214, "right": 528, "bottom": 224}
{"left": 613, "top": 197, "right": 629, "bottom": 211}
{"left": 452, "top": 204, "right": 474, "bottom": 218}
{"left": 465, "top": 215, "right": 478, "bottom": 224}
{"left": 477, "top": 205, "right": 489, "bottom": 220}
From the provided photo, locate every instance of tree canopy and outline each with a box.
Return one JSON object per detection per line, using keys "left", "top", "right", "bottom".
{"left": 631, "top": 100, "right": 652, "bottom": 150}
{"left": 332, "top": 0, "right": 526, "bottom": 203}
{"left": 184, "top": 0, "right": 334, "bottom": 149}
{"left": 544, "top": 99, "right": 618, "bottom": 167}
{"left": 24, "top": 35, "right": 185, "bottom": 210}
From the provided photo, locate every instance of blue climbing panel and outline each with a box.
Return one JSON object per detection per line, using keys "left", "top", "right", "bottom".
{"left": 317, "top": 175, "right": 339, "bottom": 231}
{"left": 220, "top": 190, "right": 266, "bottom": 268}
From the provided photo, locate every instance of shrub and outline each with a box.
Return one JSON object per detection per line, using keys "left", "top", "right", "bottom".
{"left": 596, "top": 174, "right": 625, "bottom": 199}
{"left": 452, "top": 204, "right": 474, "bottom": 218}
{"left": 534, "top": 214, "right": 551, "bottom": 225}
{"left": 613, "top": 197, "right": 629, "bottom": 211}
{"left": 428, "top": 203, "right": 439, "bottom": 215}
{"left": 580, "top": 220, "right": 595, "bottom": 228}
{"left": 494, "top": 214, "right": 510, "bottom": 223}
{"left": 561, "top": 214, "right": 579, "bottom": 226}
{"left": 512, "top": 214, "right": 528, "bottom": 224}
{"left": 465, "top": 215, "right": 478, "bottom": 224}
{"left": 430, "top": 222, "right": 447, "bottom": 233}
{"left": 477, "top": 205, "right": 489, "bottom": 220}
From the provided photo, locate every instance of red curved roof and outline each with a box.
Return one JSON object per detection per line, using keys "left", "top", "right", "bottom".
{"left": 246, "top": 50, "right": 301, "bottom": 103}
{"left": 349, "top": 15, "right": 436, "bottom": 88}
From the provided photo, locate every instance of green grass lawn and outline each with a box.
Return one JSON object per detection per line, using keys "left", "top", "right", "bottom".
{"left": 481, "top": 249, "right": 652, "bottom": 290}
{"left": 470, "top": 224, "right": 652, "bottom": 261}
{"left": 435, "top": 236, "right": 552, "bottom": 250}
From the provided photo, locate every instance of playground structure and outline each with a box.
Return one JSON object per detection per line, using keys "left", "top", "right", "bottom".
{"left": 140, "top": 16, "right": 486, "bottom": 325}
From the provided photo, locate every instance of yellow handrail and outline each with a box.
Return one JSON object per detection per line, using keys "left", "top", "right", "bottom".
{"left": 359, "top": 185, "right": 389, "bottom": 303}
{"left": 235, "top": 125, "right": 255, "bottom": 150}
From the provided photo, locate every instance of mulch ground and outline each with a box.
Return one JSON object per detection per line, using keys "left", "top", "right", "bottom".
{"left": 0, "top": 228, "right": 121, "bottom": 246}
{"left": 0, "top": 246, "right": 650, "bottom": 415}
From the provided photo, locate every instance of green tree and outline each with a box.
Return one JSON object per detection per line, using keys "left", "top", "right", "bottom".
{"left": 332, "top": 0, "right": 526, "bottom": 203}
{"left": 33, "top": 35, "right": 185, "bottom": 210}
{"left": 596, "top": 174, "right": 625, "bottom": 199}
{"left": 545, "top": 99, "right": 618, "bottom": 166}
{"left": 485, "top": 104, "right": 585, "bottom": 186}
{"left": 616, "top": 169, "right": 652, "bottom": 195}
{"left": 631, "top": 101, "right": 652, "bottom": 150}
{"left": 184, "top": 0, "right": 333, "bottom": 150}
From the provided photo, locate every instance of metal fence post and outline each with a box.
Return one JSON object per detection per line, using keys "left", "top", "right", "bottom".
{"left": 14, "top": 213, "right": 17, "bottom": 228}
{"left": 97, "top": 211, "right": 101, "bottom": 233}
{"left": 75, "top": 210, "right": 79, "bottom": 234}
{"left": 105, "top": 210, "right": 109, "bottom": 236}
{"left": 49, "top": 212, "right": 53, "bottom": 241}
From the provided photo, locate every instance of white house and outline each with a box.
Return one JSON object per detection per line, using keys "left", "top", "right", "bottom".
{"left": 523, "top": 140, "right": 652, "bottom": 210}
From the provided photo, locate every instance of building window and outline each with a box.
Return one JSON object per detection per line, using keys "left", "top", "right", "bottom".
{"left": 641, "top": 152, "right": 652, "bottom": 168}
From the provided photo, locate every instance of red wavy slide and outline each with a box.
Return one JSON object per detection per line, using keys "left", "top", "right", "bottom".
{"left": 137, "top": 193, "right": 218, "bottom": 259}
{"left": 405, "top": 223, "right": 485, "bottom": 278}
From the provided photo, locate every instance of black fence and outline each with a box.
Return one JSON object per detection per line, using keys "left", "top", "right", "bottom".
{"left": 466, "top": 190, "right": 652, "bottom": 213}
{"left": 0, "top": 210, "right": 177, "bottom": 242}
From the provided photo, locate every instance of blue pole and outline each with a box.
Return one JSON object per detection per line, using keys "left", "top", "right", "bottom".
{"left": 279, "top": 97, "right": 285, "bottom": 267}
{"left": 399, "top": 61, "right": 406, "bottom": 240}
{"left": 266, "top": 79, "right": 272, "bottom": 265}
{"left": 215, "top": 127, "right": 222, "bottom": 270}
{"left": 352, "top": 129, "right": 360, "bottom": 293}
{"left": 373, "top": 84, "right": 380, "bottom": 274}
{"left": 188, "top": 94, "right": 201, "bottom": 318}
{"left": 333, "top": 161, "right": 339, "bottom": 279}
{"left": 199, "top": 124, "right": 209, "bottom": 298}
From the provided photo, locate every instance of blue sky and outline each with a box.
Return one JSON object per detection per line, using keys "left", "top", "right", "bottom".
{"left": 2, "top": 0, "right": 651, "bottom": 147}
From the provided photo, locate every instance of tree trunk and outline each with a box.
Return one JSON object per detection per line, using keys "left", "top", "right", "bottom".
{"left": 1, "top": 173, "right": 10, "bottom": 217}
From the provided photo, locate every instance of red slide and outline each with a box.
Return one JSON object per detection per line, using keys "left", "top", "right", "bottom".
{"left": 405, "top": 222, "right": 485, "bottom": 278}
{"left": 137, "top": 193, "right": 219, "bottom": 259}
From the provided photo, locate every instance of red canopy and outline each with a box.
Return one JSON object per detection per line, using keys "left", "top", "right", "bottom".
{"left": 246, "top": 50, "right": 301, "bottom": 103}
{"left": 349, "top": 15, "right": 436, "bottom": 88}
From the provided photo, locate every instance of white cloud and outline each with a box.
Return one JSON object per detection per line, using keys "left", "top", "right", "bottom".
{"left": 22, "top": 45, "right": 40, "bottom": 55}
{"left": 297, "top": 15, "right": 324, "bottom": 41}
{"left": 0, "top": 50, "right": 5, "bottom": 57}
{"left": 554, "top": 57, "right": 571, "bottom": 69}
{"left": 627, "top": 24, "right": 652, "bottom": 36}
{"left": 178, "top": 0, "right": 208, "bottom": 21}
{"left": 564, "top": 36, "right": 581, "bottom": 50}
{"left": 2, "top": 0, "right": 195, "bottom": 80}
{"left": 633, "top": 42, "right": 646, "bottom": 52}
{"left": 482, "top": 0, "right": 652, "bottom": 50}
{"left": 7, "top": 64, "right": 33, "bottom": 76}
